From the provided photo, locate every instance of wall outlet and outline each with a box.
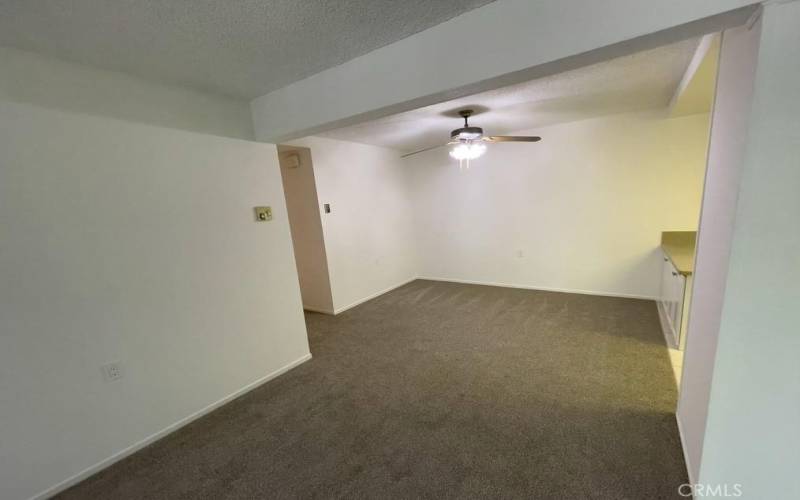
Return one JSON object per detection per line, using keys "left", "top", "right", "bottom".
{"left": 101, "top": 362, "right": 124, "bottom": 382}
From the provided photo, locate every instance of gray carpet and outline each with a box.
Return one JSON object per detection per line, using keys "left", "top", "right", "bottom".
{"left": 58, "top": 280, "right": 687, "bottom": 499}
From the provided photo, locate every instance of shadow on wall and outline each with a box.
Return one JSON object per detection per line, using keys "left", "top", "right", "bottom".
{"left": 0, "top": 46, "right": 254, "bottom": 140}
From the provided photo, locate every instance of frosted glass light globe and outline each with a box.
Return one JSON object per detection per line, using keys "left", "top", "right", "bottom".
{"left": 449, "top": 142, "right": 486, "bottom": 160}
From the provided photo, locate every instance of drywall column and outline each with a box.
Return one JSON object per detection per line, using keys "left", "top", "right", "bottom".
{"left": 696, "top": 2, "right": 800, "bottom": 496}
{"left": 676, "top": 20, "right": 761, "bottom": 484}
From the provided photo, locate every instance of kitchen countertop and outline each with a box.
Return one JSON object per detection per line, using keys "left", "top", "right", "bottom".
{"left": 661, "top": 231, "right": 696, "bottom": 276}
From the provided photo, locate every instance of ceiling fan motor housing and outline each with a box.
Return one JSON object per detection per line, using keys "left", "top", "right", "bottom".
{"left": 400, "top": 107, "right": 541, "bottom": 158}
{"left": 451, "top": 126, "right": 484, "bottom": 141}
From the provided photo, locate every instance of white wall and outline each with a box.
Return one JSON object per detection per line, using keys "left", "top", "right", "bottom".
{"left": 676, "top": 20, "right": 760, "bottom": 484}
{"left": 406, "top": 111, "right": 710, "bottom": 299}
{"left": 0, "top": 101, "right": 310, "bottom": 500}
{"left": 0, "top": 46, "right": 254, "bottom": 140}
{"left": 698, "top": 2, "right": 800, "bottom": 497}
{"left": 282, "top": 137, "right": 418, "bottom": 313}
{"left": 277, "top": 146, "right": 335, "bottom": 313}
{"left": 251, "top": 0, "right": 754, "bottom": 141}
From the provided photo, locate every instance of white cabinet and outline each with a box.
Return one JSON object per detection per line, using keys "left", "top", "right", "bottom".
{"left": 657, "top": 251, "right": 692, "bottom": 349}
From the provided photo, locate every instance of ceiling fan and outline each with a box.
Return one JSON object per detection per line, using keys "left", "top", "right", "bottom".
{"left": 400, "top": 109, "right": 541, "bottom": 165}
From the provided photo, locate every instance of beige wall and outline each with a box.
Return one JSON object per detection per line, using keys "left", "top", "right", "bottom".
{"left": 0, "top": 101, "right": 309, "bottom": 500}
{"left": 284, "top": 137, "right": 419, "bottom": 313}
{"left": 407, "top": 110, "right": 710, "bottom": 299}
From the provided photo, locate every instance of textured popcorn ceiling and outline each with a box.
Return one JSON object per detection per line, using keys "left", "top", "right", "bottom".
{"left": 321, "top": 38, "right": 701, "bottom": 153}
{"left": 0, "top": 0, "right": 495, "bottom": 99}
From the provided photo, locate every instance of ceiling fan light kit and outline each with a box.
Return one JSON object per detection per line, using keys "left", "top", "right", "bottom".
{"left": 401, "top": 109, "right": 542, "bottom": 165}
{"left": 449, "top": 142, "right": 486, "bottom": 161}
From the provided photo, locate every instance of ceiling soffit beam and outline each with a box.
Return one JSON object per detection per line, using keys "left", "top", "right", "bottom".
{"left": 668, "top": 33, "right": 721, "bottom": 116}
{"left": 251, "top": 1, "right": 759, "bottom": 143}
{"left": 670, "top": 34, "right": 718, "bottom": 110}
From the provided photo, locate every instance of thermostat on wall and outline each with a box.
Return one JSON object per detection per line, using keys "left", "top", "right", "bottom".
{"left": 254, "top": 206, "right": 272, "bottom": 221}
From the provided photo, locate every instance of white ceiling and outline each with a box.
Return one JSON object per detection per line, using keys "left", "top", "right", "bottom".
{"left": 0, "top": 0, "right": 495, "bottom": 99}
{"left": 320, "top": 38, "right": 701, "bottom": 153}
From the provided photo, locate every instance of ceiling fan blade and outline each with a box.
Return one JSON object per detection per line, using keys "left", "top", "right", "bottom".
{"left": 485, "top": 135, "right": 542, "bottom": 142}
{"left": 400, "top": 143, "right": 450, "bottom": 158}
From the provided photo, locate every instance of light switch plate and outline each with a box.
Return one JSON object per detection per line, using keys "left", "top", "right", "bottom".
{"left": 254, "top": 206, "right": 272, "bottom": 221}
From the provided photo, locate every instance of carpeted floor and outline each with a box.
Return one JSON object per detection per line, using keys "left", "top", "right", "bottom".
{"left": 58, "top": 280, "right": 687, "bottom": 499}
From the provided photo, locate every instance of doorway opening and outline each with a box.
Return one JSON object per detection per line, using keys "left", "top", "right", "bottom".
{"left": 277, "top": 145, "right": 334, "bottom": 314}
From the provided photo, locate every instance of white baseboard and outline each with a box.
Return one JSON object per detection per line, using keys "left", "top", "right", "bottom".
{"left": 333, "top": 277, "right": 417, "bottom": 314}
{"left": 31, "top": 353, "right": 313, "bottom": 500}
{"left": 675, "top": 412, "right": 696, "bottom": 485}
{"left": 418, "top": 276, "right": 657, "bottom": 301}
{"left": 303, "top": 305, "right": 335, "bottom": 315}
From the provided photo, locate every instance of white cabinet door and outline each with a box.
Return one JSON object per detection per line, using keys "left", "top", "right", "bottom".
{"left": 671, "top": 270, "right": 685, "bottom": 340}
{"left": 658, "top": 251, "right": 686, "bottom": 348}
{"left": 659, "top": 253, "right": 676, "bottom": 345}
{"left": 661, "top": 254, "right": 673, "bottom": 308}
